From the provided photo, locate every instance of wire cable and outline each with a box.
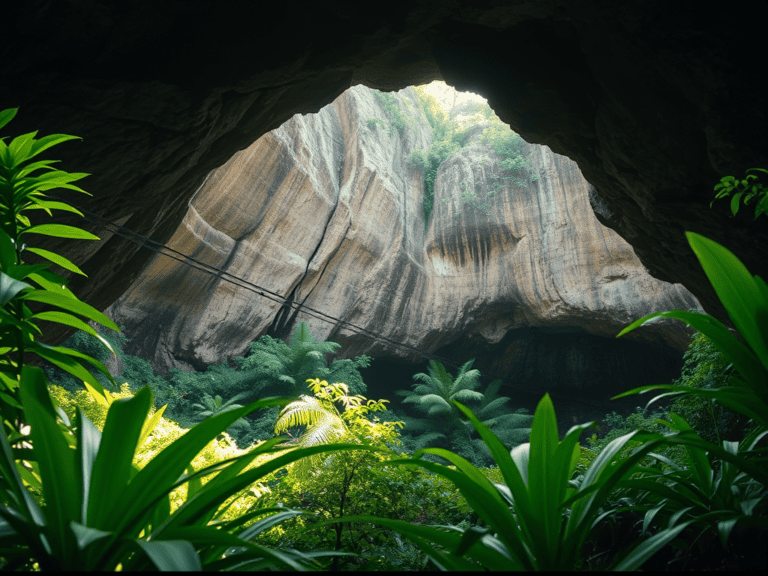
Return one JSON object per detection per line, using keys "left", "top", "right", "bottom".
{"left": 48, "top": 197, "right": 663, "bottom": 410}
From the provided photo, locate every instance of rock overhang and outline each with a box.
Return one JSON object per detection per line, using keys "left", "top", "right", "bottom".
{"left": 0, "top": 1, "right": 763, "bottom": 349}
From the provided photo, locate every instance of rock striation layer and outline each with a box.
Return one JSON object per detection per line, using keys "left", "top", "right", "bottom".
{"left": 106, "top": 86, "right": 699, "bottom": 375}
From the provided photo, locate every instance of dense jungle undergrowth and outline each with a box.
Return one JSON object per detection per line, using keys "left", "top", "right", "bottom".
{"left": 33, "top": 322, "right": 765, "bottom": 571}
{"left": 1, "top": 106, "right": 766, "bottom": 571}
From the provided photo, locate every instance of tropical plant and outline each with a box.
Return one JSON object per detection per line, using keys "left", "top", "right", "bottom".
{"left": 236, "top": 322, "right": 345, "bottom": 398}
{"left": 190, "top": 391, "right": 251, "bottom": 421}
{"left": 711, "top": 167, "right": 768, "bottom": 220}
{"left": 614, "top": 232, "right": 768, "bottom": 443}
{"left": 0, "top": 107, "right": 120, "bottom": 439}
{"left": 314, "top": 393, "right": 680, "bottom": 570}
{"left": 0, "top": 374, "right": 382, "bottom": 570}
{"left": 609, "top": 231, "right": 768, "bottom": 566}
{"left": 0, "top": 109, "right": 378, "bottom": 570}
{"left": 274, "top": 378, "right": 400, "bottom": 476}
{"left": 398, "top": 360, "right": 531, "bottom": 466}
{"left": 268, "top": 378, "right": 403, "bottom": 569}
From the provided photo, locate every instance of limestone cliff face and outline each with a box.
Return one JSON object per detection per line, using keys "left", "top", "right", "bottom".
{"left": 424, "top": 128, "right": 699, "bottom": 352}
{"left": 106, "top": 86, "right": 699, "bottom": 375}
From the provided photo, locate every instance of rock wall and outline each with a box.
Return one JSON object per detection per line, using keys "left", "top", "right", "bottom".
{"left": 106, "top": 86, "right": 699, "bottom": 376}
{"left": 3, "top": 3, "right": 764, "bottom": 351}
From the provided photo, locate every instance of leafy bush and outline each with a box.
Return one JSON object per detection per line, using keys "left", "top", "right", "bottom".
{"left": 711, "top": 167, "right": 768, "bottom": 220}
{"left": 396, "top": 360, "right": 531, "bottom": 468}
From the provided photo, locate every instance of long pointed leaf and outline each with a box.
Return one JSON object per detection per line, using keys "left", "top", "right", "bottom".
{"left": 687, "top": 231, "right": 768, "bottom": 372}
{"left": 87, "top": 387, "right": 152, "bottom": 529}
{"left": 18, "top": 366, "right": 79, "bottom": 566}
{"left": 20, "top": 289, "right": 118, "bottom": 331}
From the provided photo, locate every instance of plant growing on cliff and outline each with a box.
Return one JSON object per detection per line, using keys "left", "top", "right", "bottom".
{"left": 711, "top": 167, "right": 768, "bottom": 220}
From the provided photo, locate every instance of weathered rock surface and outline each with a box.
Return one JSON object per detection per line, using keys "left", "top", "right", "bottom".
{"left": 1, "top": 2, "right": 764, "bottom": 352}
{"left": 106, "top": 86, "right": 699, "bottom": 375}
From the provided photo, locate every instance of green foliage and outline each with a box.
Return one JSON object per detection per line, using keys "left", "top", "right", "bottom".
{"left": 327, "top": 354, "right": 371, "bottom": 396}
{"left": 236, "top": 322, "right": 341, "bottom": 398}
{"left": 409, "top": 87, "right": 465, "bottom": 228}
{"left": 2, "top": 371, "right": 377, "bottom": 570}
{"left": 480, "top": 123, "right": 538, "bottom": 187}
{"left": 610, "top": 231, "right": 768, "bottom": 569}
{"left": 371, "top": 91, "right": 410, "bottom": 138}
{"left": 408, "top": 86, "right": 539, "bottom": 228}
{"left": 0, "top": 107, "right": 120, "bottom": 438}
{"left": 265, "top": 378, "right": 404, "bottom": 569}
{"left": 0, "top": 110, "right": 378, "bottom": 571}
{"left": 397, "top": 360, "right": 531, "bottom": 467}
{"left": 329, "top": 395, "right": 677, "bottom": 570}
{"left": 711, "top": 167, "right": 768, "bottom": 220}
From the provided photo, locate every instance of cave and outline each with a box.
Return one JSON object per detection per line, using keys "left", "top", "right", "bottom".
{"left": 2, "top": 1, "right": 764, "bottom": 351}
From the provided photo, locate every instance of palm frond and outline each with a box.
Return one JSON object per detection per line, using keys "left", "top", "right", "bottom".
{"left": 452, "top": 368, "right": 482, "bottom": 394}
{"left": 412, "top": 431, "right": 447, "bottom": 448}
{"left": 417, "top": 394, "right": 452, "bottom": 414}
{"left": 451, "top": 389, "right": 484, "bottom": 404}
{"left": 483, "top": 378, "right": 503, "bottom": 400}
{"left": 476, "top": 396, "right": 511, "bottom": 417}
{"left": 299, "top": 418, "right": 348, "bottom": 448}
{"left": 274, "top": 396, "right": 338, "bottom": 432}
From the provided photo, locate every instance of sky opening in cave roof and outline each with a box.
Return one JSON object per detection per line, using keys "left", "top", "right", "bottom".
{"left": 418, "top": 80, "right": 488, "bottom": 121}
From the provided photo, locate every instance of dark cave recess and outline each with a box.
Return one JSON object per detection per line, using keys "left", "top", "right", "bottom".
{"left": 362, "top": 327, "right": 685, "bottom": 438}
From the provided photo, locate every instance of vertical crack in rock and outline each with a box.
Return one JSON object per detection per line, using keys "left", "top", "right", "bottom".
{"left": 108, "top": 85, "right": 701, "bottom": 375}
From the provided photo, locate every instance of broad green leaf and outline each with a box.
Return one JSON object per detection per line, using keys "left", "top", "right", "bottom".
{"left": 527, "top": 393, "right": 561, "bottom": 562}
{"left": 613, "top": 383, "right": 768, "bottom": 429}
{"left": 137, "top": 404, "right": 166, "bottom": 452}
{"left": 21, "top": 290, "right": 118, "bottom": 331}
{"left": 69, "top": 521, "right": 111, "bottom": 551}
{"left": 24, "top": 198, "right": 83, "bottom": 217}
{"left": 8, "top": 132, "right": 37, "bottom": 168}
{"left": 5, "top": 263, "right": 49, "bottom": 281}
{"left": 152, "top": 525, "right": 307, "bottom": 571}
{"left": 0, "top": 228, "right": 16, "bottom": 269}
{"left": 87, "top": 387, "right": 152, "bottom": 531}
{"left": 25, "top": 247, "right": 87, "bottom": 276}
{"left": 612, "top": 521, "right": 693, "bottom": 570}
{"left": 21, "top": 223, "right": 99, "bottom": 241}
{"left": 30, "top": 311, "right": 103, "bottom": 346}
{"left": 27, "top": 134, "right": 81, "bottom": 161}
{"left": 18, "top": 366, "right": 79, "bottom": 566}
{"left": 134, "top": 539, "right": 201, "bottom": 571}
{"left": 617, "top": 309, "right": 766, "bottom": 395}
{"left": 29, "top": 344, "right": 108, "bottom": 405}
{"left": 0, "top": 272, "right": 32, "bottom": 305}
{"left": 27, "top": 270, "right": 73, "bottom": 296}
{"left": 686, "top": 231, "right": 768, "bottom": 373}
{"left": 0, "top": 108, "right": 17, "bottom": 132}
{"left": 15, "top": 158, "right": 59, "bottom": 179}
{"left": 49, "top": 345, "right": 118, "bottom": 388}
{"left": 75, "top": 408, "right": 103, "bottom": 526}
{"left": 730, "top": 191, "right": 744, "bottom": 216}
